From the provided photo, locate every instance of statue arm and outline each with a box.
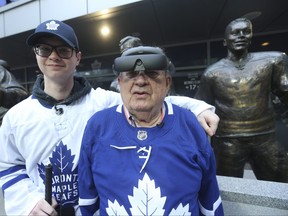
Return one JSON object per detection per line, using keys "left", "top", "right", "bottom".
{"left": 0, "top": 67, "right": 29, "bottom": 108}
{"left": 194, "top": 71, "right": 215, "bottom": 105}
{"left": 0, "top": 87, "right": 28, "bottom": 108}
{"left": 272, "top": 53, "right": 288, "bottom": 106}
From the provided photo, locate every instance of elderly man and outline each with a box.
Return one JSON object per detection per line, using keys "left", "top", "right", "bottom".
{"left": 78, "top": 46, "right": 224, "bottom": 216}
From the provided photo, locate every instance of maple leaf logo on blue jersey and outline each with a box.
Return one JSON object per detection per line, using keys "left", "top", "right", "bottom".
{"left": 106, "top": 173, "right": 191, "bottom": 215}
{"left": 38, "top": 141, "right": 78, "bottom": 207}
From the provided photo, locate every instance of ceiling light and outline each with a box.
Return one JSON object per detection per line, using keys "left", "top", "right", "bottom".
{"left": 100, "top": 26, "right": 110, "bottom": 37}
{"left": 100, "top": 9, "right": 109, "bottom": 15}
{"left": 261, "top": 42, "right": 270, "bottom": 47}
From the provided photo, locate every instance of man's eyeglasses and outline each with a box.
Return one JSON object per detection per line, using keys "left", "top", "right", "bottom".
{"left": 34, "top": 44, "right": 76, "bottom": 59}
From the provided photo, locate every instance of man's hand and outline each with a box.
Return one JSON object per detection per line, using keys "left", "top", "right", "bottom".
{"left": 29, "top": 198, "right": 58, "bottom": 216}
{"left": 197, "top": 110, "right": 219, "bottom": 136}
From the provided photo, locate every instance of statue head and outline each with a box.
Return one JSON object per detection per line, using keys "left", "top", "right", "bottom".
{"left": 119, "top": 36, "right": 143, "bottom": 53}
{"left": 223, "top": 18, "right": 253, "bottom": 52}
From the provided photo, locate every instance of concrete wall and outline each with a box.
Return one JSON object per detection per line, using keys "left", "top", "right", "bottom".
{"left": 217, "top": 175, "right": 288, "bottom": 215}
{"left": 0, "top": 0, "right": 142, "bottom": 38}
{"left": 0, "top": 189, "right": 5, "bottom": 216}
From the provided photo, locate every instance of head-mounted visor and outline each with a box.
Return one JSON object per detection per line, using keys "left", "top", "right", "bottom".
{"left": 113, "top": 54, "right": 168, "bottom": 75}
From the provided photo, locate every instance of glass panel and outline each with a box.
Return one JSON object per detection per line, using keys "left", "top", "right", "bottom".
{"left": 165, "top": 43, "right": 207, "bottom": 68}
{"left": 250, "top": 32, "right": 288, "bottom": 53}
{"left": 171, "top": 69, "right": 204, "bottom": 97}
{"left": 210, "top": 41, "right": 226, "bottom": 64}
{"left": 77, "top": 54, "right": 119, "bottom": 90}
{"left": 10, "top": 68, "right": 26, "bottom": 83}
{"left": 87, "top": 75, "right": 116, "bottom": 90}
{"left": 26, "top": 66, "right": 40, "bottom": 82}
{"left": 78, "top": 54, "right": 118, "bottom": 76}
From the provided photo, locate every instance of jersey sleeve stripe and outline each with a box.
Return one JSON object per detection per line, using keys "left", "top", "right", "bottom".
{"left": 0, "top": 165, "right": 26, "bottom": 178}
{"left": 79, "top": 197, "right": 98, "bottom": 206}
{"left": 2, "top": 173, "right": 29, "bottom": 190}
{"left": 199, "top": 196, "right": 222, "bottom": 215}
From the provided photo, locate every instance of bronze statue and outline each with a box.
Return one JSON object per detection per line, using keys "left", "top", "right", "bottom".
{"left": 195, "top": 18, "right": 288, "bottom": 183}
{"left": 0, "top": 60, "right": 28, "bottom": 125}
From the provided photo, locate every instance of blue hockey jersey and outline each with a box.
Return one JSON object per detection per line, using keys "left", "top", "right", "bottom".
{"left": 78, "top": 102, "right": 223, "bottom": 216}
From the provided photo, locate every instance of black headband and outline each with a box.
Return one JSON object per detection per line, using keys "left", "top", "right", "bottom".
{"left": 113, "top": 46, "right": 169, "bottom": 75}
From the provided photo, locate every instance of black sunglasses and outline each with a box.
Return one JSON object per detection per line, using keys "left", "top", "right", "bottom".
{"left": 34, "top": 44, "right": 76, "bottom": 59}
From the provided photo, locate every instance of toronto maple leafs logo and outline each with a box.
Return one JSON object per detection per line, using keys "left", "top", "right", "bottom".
{"left": 38, "top": 141, "right": 78, "bottom": 207}
{"left": 106, "top": 173, "right": 191, "bottom": 215}
{"left": 46, "top": 20, "right": 60, "bottom": 30}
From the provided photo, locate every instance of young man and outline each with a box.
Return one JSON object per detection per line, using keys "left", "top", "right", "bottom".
{"left": 0, "top": 20, "right": 219, "bottom": 215}
{"left": 195, "top": 17, "right": 288, "bottom": 182}
{"left": 78, "top": 46, "right": 223, "bottom": 215}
